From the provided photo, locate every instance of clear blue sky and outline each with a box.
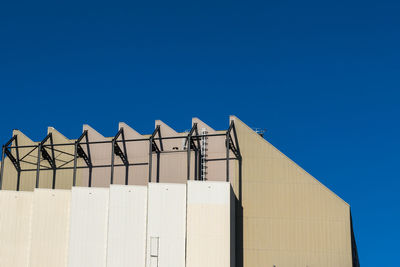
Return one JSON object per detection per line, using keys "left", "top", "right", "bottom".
{"left": 1, "top": 0, "right": 399, "bottom": 265}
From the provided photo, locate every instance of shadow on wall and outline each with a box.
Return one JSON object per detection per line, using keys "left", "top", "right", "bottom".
{"left": 235, "top": 198, "right": 243, "bottom": 267}
{"left": 235, "top": 158, "right": 243, "bottom": 267}
{"left": 350, "top": 212, "right": 360, "bottom": 267}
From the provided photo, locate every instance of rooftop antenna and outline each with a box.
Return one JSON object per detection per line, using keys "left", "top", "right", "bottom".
{"left": 253, "top": 128, "right": 266, "bottom": 138}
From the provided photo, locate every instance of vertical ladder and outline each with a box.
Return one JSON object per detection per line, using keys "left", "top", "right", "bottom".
{"left": 200, "top": 128, "right": 208, "bottom": 180}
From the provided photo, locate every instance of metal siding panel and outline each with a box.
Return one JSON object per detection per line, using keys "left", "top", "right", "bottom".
{"left": 186, "top": 181, "right": 232, "bottom": 267}
{"left": 146, "top": 183, "right": 186, "bottom": 267}
{"left": 68, "top": 187, "right": 109, "bottom": 267}
{"left": 107, "top": 185, "right": 147, "bottom": 267}
{"left": 29, "top": 189, "right": 71, "bottom": 267}
{"left": 230, "top": 116, "right": 353, "bottom": 267}
{"left": 0, "top": 190, "right": 33, "bottom": 267}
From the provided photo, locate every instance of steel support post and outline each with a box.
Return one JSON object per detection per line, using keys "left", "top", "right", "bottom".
{"left": 110, "top": 138, "right": 116, "bottom": 185}
{"left": 0, "top": 146, "right": 5, "bottom": 190}
{"left": 85, "top": 133, "right": 93, "bottom": 187}
{"left": 186, "top": 123, "right": 197, "bottom": 181}
{"left": 232, "top": 122, "right": 241, "bottom": 158}
{"left": 15, "top": 137, "right": 21, "bottom": 191}
{"left": 156, "top": 152, "right": 160, "bottom": 183}
{"left": 148, "top": 138, "right": 153, "bottom": 183}
{"left": 88, "top": 168, "right": 93, "bottom": 187}
{"left": 121, "top": 130, "right": 129, "bottom": 185}
{"left": 16, "top": 172, "right": 21, "bottom": 191}
{"left": 187, "top": 134, "right": 191, "bottom": 180}
{"left": 73, "top": 142, "right": 78, "bottom": 186}
{"left": 50, "top": 135, "right": 56, "bottom": 189}
{"left": 194, "top": 124, "right": 199, "bottom": 180}
{"left": 125, "top": 163, "right": 129, "bottom": 185}
{"left": 149, "top": 126, "right": 161, "bottom": 183}
{"left": 156, "top": 127, "right": 162, "bottom": 183}
{"left": 35, "top": 144, "right": 41, "bottom": 188}
{"left": 226, "top": 131, "right": 230, "bottom": 182}
{"left": 194, "top": 148, "right": 198, "bottom": 180}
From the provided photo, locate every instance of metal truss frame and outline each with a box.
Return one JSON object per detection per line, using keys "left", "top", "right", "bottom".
{"left": 0, "top": 121, "right": 241, "bottom": 190}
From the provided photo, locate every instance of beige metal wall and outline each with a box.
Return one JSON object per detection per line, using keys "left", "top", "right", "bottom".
{"left": 29, "top": 189, "right": 71, "bottom": 267}
{"left": 186, "top": 181, "right": 234, "bottom": 267}
{"left": 107, "top": 185, "right": 148, "bottom": 267}
{"left": 68, "top": 187, "right": 109, "bottom": 267}
{"left": 230, "top": 116, "right": 352, "bottom": 267}
{"left": 0, "top": 190, "right": 33, "bottom": 267}
{"left": 146, "top": 183, "right": 187, "bottom": 267}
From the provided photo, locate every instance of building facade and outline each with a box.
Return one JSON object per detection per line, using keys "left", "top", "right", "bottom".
{"left": 0, "top": 116, "right": 359, "bottom": 267}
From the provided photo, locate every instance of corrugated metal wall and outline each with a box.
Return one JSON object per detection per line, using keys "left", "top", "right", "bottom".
{"left": 186, "top": 181, "right": 234, "bottom": 267}
{"left": 29, "top": 189, "right": 71, "bottom": 267}
{"left": 68, "top": 187, "right": 109, "bottom": 267}
{"left": 230, "top": 115, "right": 353, "bottom": 267}
{"left": 0, "top": 190, "right": 33, "bottom": 267}
{"left": 1, "top": 183, "right": 234, "bottom": 267}
{"left": 107, "top": 185, "right": 147, "bottom": 267}
{"left": 146, "top": 183, "right": 187, "bottom": 267}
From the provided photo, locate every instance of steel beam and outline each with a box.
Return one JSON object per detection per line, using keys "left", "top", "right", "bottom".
{"left": 39, "top": 133, "right": 57, "bottom": 189}
{"left": 0, "top": 146, "right": 5, "bottom": 190}
{"left": 148, "top": 126, "right": 158, "bottom": 183}
{"left": 35, "top": 144, "right": 41, "bottom": 188}
{"left": 74, "top": 131, "right": 92, "bottom": 186}
{"left": 232, "top": 122, "right": 242, "bottom": 160}
{"left": 226, "top": 131, "right": 230, "bottom": 182}
{"left": 186, "top": 123, "right": 197, "bottom": 181}
{"left": 73, "top": 142, "right": 78, "bottom": 186}
{"left": 0, "top": 123, "right": 241, "bottom": 188}
{"left": 14, "top": 136, "right": 21, "bottom": 191}
{"left": 120, "top": 129, "right": 129, "bottom": 185}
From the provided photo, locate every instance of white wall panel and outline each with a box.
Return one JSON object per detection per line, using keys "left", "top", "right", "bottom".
{"left": 29, "top": 189, "right": 71, "bottom": 267}
{"left": 0, "top": 190, "right": 33, "bottom": 267}
{"left": 186, "top": 181, "right": 234, "bottom": 267}
{"left": 68, "top": 187, "right": 109, "bottom": 267}
{"left": 146, "top": 183, "right": 186, "bottom": 267}
{"left": 107, "top": 185, "right": 147, "bottom": 267}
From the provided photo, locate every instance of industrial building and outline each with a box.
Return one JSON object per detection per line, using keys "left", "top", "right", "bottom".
{"left": 0, "top": 116, "right": 359, "bottom": 267}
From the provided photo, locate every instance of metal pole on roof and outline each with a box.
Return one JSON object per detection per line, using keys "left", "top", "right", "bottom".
{"left": 148, "top": 140, "right": 152, "bottom": 183}
{"left": 226, "top": 132, "right": 230, "bottom": 182}
{"left": 187, "top": 133, "right": 191, "bottom": 181}
{"left": 0, "top": 146, "right": 5, "bottom": 190}
{"left": 110, "top": 138, "right": 116, "bottom": 185}
{"left": 73, "top": 142, "right": 78, "bottom": 186}
{"left": 15, "top": 136, "right": 21, "bottom": 191}
{"left": 35, "top": 144, "right": 41, "bottom": 188}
